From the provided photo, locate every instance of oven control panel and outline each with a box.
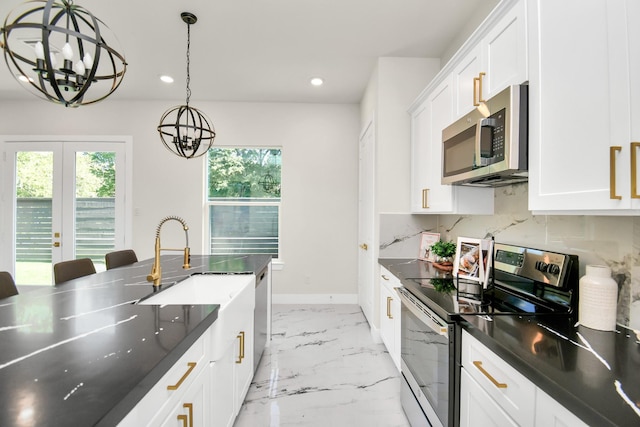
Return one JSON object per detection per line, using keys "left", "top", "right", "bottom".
{"left": 493, "top": 243, "right": 575, "bottom": 288}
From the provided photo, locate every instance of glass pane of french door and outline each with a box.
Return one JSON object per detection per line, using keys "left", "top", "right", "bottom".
{"left": 3, "top": 140, "right": 127, "bottom": 286}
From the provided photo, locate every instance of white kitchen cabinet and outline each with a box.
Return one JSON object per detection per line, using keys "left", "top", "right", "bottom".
{"left": 535, "top": 388, "right": 589, "bottom": 427}
{"left": 159, "top": 365, "right": 210, "bottom": 427}
{"left": 379, "top": 266, "right": 401, "bottom": 371}
{"left": 453, "top": 0, "right": 526, "bottom": 120}
{"left": 210, "top": 316, "right": 254, "bottom": 427}
{"left": 461, "top": 330, "right": 536, "bottom": 427}
{"left": 461, "top": 330, "right": 588, "bottom": 427}
{"left": 410, "top": 76, "right": 494, "bottom": 214}
{"left": 453, "top": 45, "right": 482, "bottom": 119}
{"left": 460, "top": 368, "right": 518, "bottom": 427}
{"left": 528, "top": 0, "right": 640, "bottom": 213}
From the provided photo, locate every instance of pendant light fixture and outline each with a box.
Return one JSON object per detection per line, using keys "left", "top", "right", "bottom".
{"left": 157, "top": 12, "right": 215, "bottom": 159}
{"left": 0, "top": 0, "right": 127, "bottom": 107}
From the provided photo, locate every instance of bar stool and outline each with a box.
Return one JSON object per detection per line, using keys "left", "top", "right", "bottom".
{"left": 53, "top": 258, "right": 96, "bottom": 285}
{"left": 0, "top": 271, "right": 18, "bottom": 299}
{"left": 105, "top": 249, "right": 138, "bottom": 270}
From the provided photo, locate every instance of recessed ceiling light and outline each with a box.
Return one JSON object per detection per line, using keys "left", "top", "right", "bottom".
{"left": 310, "top": 77, "right": 324, "bottom": 86}
{"left": 160, "top": 75, "right": 174, "bottom": 83}
{"left": 17, "top": 74, "right": 32, "bottom": 83}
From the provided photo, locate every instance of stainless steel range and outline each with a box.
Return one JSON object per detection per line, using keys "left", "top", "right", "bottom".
{"left": 396, "top": 243, "right": 579, "bottom": 427}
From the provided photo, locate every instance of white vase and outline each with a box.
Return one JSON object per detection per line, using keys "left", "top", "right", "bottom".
{"left": 578, "top": 265, "right": 618, "bottom": 331}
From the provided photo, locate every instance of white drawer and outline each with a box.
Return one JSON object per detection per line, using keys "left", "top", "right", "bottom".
{"left": 461, "top": 330, "right": 536, "bottom": 427}
{"left": 380, "top": 266, "right": 401, "bottom": 292}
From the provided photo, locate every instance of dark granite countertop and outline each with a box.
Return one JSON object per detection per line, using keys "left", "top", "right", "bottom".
{"left": 0, "top": 254, "right": 271, "bottom": 427}
{"left": 379, "top": 258, "right": 640, "bottom": 427}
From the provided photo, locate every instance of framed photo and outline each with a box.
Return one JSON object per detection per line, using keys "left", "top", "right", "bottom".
{"left": 419, "top": 232, "right": 440, "bottom": 262}
{"left": 453, "top": 236, "right": 494, "bottom": 288}
{"left": 453, "top": 237, "right": 482, "bottom": 281}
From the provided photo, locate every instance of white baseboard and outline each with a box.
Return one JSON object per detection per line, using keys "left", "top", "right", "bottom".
{"left": 272, "top": 293, "right": 359, "bottom": 304}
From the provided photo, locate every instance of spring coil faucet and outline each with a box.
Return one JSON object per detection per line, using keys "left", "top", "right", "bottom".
{"left": 147, "top": 216, "right": 191, "bottom": 287}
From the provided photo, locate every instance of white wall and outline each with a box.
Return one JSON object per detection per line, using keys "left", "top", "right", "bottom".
{"left": 0, "top": 99, "right": 360, "bottom": 297}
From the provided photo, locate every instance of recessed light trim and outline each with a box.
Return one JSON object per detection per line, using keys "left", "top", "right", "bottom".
{"left": 310, "top": 77, "right": 324, "bottom": 86}
{"left": 160, "top": 75, "right": 174, "bottom": 83}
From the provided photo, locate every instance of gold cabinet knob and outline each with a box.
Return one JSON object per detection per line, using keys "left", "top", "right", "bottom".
{"left": 53, "top": 242, "right": 60, "bottom": 247}
{"left": 359, "top": 243, "right": 368, "bottom": 250}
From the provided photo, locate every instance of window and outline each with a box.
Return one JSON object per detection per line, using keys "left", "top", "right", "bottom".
{"left": 206, "top": 148, "right": 281, "bottom": 258}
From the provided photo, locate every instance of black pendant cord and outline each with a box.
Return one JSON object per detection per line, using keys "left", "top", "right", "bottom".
{"left": 185, "top": 22, "right": 191, "bottom": 107}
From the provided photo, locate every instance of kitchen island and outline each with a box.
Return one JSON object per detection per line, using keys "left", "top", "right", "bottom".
{"left": 0, "top": 254, "right": 271, "bottom": 427}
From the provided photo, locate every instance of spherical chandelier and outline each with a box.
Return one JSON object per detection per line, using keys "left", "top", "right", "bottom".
{"left": 0, "top": 0, "right": 127, "bottom": 107}
{"left": 157, "top": 12, "right": 215, "bottom": 159}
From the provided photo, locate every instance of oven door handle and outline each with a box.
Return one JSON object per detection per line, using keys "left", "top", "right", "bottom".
{"left": 398, "top": 288, "right": 449, "bottom": 338}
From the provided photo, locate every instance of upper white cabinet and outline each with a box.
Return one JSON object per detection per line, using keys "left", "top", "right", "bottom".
{"left": 528, "top": 0, "right": 640, "bottom": 213}
{"left": 454, "top": 0, "right": 527, "bottom": 119}
{"left": 409, "top": 0, "right": 527, "bottom": 215}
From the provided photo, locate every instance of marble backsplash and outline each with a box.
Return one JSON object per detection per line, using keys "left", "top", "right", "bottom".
{"left": 379, "top": 183, "right": 640, "bottom": 329}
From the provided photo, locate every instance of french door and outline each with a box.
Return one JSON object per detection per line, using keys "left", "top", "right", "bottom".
{"left": 1, "top": 137, "right": 130, "bottom": 286}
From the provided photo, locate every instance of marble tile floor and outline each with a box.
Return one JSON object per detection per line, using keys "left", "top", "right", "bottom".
{"left": 234, "top": 304, "right": 410, "bottom": 427}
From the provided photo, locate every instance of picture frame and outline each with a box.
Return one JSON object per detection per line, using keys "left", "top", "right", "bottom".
{"left": 418, "top": 232, "right": 440, "bottom": 262}
{"left": 453, "top": 236, "right": 494, "bottom": 288}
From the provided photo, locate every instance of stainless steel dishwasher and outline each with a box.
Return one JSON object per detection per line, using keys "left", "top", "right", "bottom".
{"left": 254, "top": 265, "right": 269, "bottom": 371}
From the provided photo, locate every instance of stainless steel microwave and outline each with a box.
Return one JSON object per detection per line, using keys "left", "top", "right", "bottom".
{"left": 441, "top": 84, "right": 528, "bottom": 187}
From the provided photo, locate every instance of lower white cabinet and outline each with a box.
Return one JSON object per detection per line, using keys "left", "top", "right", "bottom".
{"left": 535, "top": 388, "right": 588, "bottom": 427}
{"left": 158, "top": 365, "right": 210, "bottom": 427}
{"left": 379, "top": 266, "right": 401, "bottom": 371}
{"left": 460, "top": 368, "right": 518, "bottom": 427}
{"left": 460, "top": 330, "right": 588, "bottom": 427}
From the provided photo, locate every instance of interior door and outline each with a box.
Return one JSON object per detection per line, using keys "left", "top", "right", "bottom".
{"left": 358, "top": 120, "right": 375, "bottom": 324}
{"left": 1, "top": 138, "right": 129, "bottom": 286}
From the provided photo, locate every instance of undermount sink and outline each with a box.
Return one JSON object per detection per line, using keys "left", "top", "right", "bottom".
{"left": 137, "top": 273, "right": 256, "bottom": 360}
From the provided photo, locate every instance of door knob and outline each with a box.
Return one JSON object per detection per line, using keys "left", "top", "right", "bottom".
{"left": 359, "top": 243, "right": 368, "bottom": 250}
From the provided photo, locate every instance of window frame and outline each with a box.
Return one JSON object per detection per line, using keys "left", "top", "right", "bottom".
{"left": 203, "top": 146, "right": 282, "bottom": 262}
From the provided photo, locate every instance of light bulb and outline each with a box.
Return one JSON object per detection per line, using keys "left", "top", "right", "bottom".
{"left": 83, "top": 53, "right": 92, "bottom": 69}
{"left": 62, "top": 43, "right": 73, "bottom": 60}
{"left": 34, "top": 41, "right": 45, "bottom": 60}
{"left": 74, "top": 60, "right": 85, "bottom": 75}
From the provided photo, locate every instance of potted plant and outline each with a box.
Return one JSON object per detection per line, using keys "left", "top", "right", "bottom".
{"left": 430, "top": 240, "right": 456, "bottom": 271}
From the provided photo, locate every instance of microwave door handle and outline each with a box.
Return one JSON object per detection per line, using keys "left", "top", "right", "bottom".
{"left": 475, "top": 118, "right": 496, "bottom": 167}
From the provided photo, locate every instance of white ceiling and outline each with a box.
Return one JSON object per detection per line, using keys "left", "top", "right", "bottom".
{"left": 0, "top": 0, "right": 499, "bottom": 104}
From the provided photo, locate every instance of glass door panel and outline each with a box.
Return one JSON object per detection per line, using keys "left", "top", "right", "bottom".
{"left": 15, "top": 151, "right": 55, "bottom": 285}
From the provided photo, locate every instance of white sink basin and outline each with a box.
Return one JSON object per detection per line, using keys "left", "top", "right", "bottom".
{"left": 137, "top": 274, "right": 254, "bottom": 308}
{"left": 138, "top": 273, "right": 256, "bottom": 360}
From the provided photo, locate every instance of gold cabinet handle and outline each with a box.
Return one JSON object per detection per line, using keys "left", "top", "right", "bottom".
{"left": 632, "top": 142, "right": 640, "bottom": 198}
{"left": 386, "top": 296, "right": 393, "bottom": 319}
{"left": 610, "top": 146, "right": 622, "bottom": 200}
{"left": 422, "top": 188, "right": 429, "bottom": 209}
{"left": 478, "top": 72, "right": 486, "bottom": 103}
{"left": 177, "top": 403, "right": 194, "bottom": 427}
{"left": 359, "top": 243, "right": 368, "bottom": 251}
{"left": 473, "top": 77, "right": 479, "bottom": 106}
{"left": 53, "top": 242, "right": 60, "bottom": 247}
{"left": 167, "top": 362, "right": 197, "bottom": 390}
{"left": 381, "top": 274, "right": 389, "bottom": 281}
{"left": 473, "top": 360, "right": 507, "bottom": 389}
{"left": 236, "top": 331, "right": 245, "bottom": 364}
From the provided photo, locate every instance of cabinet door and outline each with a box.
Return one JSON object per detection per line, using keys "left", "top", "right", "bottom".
{"left": 233, "top": 317, "right": 254, "bottom": 415}
{"left": 481, "top": 0, "right": 527, "bottom": 99}
{"left": 410, "top": 98, "right": 431, "bottom": 213}
{"left": 460, "top": 368, "right": 518, "bottom": 427}
{"left": 453, "top": 45, "right": 482, "bottom": 118}
{"left": 159, "top": 366, "right": 210, "bottom": 427}
{"left": 528, "top": 0, "right": 635, "bottom": 212}
{"left": 535, "top": 388, "right": 588, "bottom": 427}
{"left": 211, "top": 348, "right": 235, "bottom": 427}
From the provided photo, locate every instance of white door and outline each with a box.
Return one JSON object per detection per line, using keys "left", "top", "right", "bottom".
{"left": 1, "top": 137, "right": 130, "bottom": 285}
{"left": 358, "top": 120, "right": 375, "bottom": 324}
